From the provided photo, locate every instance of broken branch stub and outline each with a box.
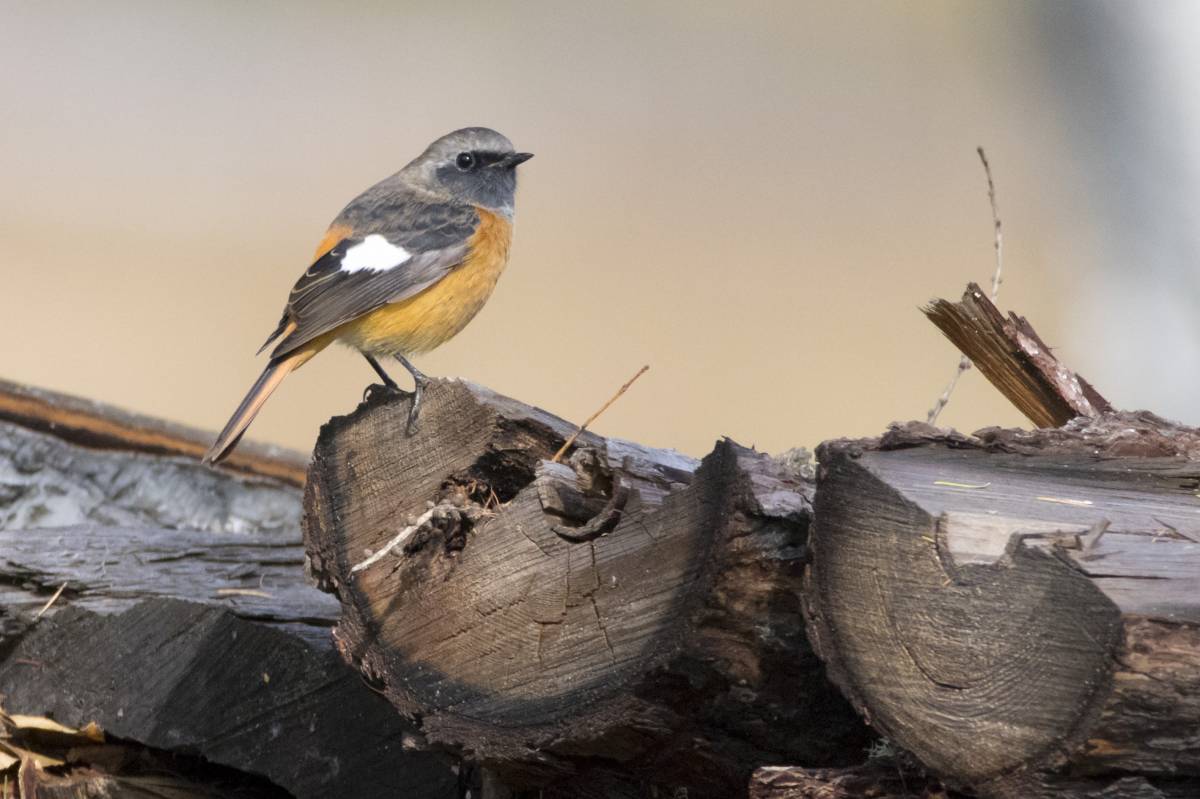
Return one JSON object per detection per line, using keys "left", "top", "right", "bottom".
{"left": 923, "top": 282, "right": 1112, "bottom": 428}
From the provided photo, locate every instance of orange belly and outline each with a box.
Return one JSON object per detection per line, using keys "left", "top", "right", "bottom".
{"left": 334, "top": 209, "right": 512, "bottom": 355}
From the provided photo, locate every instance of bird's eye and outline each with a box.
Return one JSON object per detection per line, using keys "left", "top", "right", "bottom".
{"left": 456, "top": 152, "right": 475, "bottom": 171}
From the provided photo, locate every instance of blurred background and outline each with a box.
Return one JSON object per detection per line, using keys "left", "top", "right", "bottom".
{"left": 3, "top": 1, "right": 1198, "bottom": 459}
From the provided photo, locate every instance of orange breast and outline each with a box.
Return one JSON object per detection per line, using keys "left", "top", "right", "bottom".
{"left": 335, "top": 209, "right": 513, "bottom": 356}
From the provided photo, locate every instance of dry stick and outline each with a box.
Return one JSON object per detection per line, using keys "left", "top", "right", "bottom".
{"left": 552, "top": 365, "right": 650, "bottom": 463}
{"left": 927, "top": 146, "right": 1004, "bottom": 424}
{"left": 34, "top": 582, "right": 67, "bottom": 619}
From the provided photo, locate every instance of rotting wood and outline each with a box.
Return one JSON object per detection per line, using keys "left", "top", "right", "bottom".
{"left": 0, "top": 378, "right": 307, "bottom": 485}
{"left": 923, "top": 283, "right": 1112, "bottom": 427}
{"left": 804, "top": 416, "right": 1200, "bottom": 799}
{"left": 304, "top": 378, "right": 870, "bottom": 796}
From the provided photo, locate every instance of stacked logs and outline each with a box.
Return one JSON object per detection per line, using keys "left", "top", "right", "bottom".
{"left": 2, "top": 286, "right": 1198, "bottom": 798}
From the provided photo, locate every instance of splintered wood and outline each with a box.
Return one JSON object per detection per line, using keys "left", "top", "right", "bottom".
{"left": 924, "top": 283, "right": 1112, "bottom": 428}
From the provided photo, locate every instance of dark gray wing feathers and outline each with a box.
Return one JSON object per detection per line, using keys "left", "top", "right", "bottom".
{"left": 266, "top": 195, "right": 479, "bottom": 358}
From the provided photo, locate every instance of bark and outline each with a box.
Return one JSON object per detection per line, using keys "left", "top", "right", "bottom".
{"left": 923, "top": 282, "right": 1112, "bottom": 428}
{"left": 804, "top": 416, "right": 1200, "bottom": 799}
{"left": 0, "top": 378, "right": 307, "bottom": 486}
{"left": 304, "top": 379, "right": 869, "bottom": 796}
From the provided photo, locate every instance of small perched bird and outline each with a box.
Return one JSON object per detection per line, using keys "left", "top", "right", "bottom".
{"left": 204, "top": 127, "right": 532, "bottom": 465}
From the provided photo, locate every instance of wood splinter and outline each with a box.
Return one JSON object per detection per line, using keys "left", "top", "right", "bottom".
{"left": 924, "top": 282, "right": 1112, "bottom": 428}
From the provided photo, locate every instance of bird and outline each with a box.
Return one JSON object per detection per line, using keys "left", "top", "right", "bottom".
{"left": 203, "top": 127, "right": 532, "bottom": 466}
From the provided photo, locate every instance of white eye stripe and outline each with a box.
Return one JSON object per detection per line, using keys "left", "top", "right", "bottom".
{"left": 340, "top": 235, "right": 411, "bottom": 273}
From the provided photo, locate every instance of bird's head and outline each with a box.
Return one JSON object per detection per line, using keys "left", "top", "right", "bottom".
{"left": 406, "top": 127, "right": 532, "bottom": 217}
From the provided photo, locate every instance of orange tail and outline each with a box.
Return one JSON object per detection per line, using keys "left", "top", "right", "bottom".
{"left": 203, "top": 348, "right": 317, "bottom": 466}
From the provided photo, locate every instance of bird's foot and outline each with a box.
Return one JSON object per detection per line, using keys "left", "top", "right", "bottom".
{"left": 405, "top": 378, "right": 427, "bottom": 436}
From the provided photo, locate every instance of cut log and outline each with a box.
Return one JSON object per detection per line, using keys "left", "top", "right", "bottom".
{"left": 304, "top": 379, "right": 869, "bottom": 795}
{"left": 804, "top": 416, "right": 1200, "bottom": 799}
{"left": 0, "top": 414, "right": 329, "bottom": 645}
{"left": 0, "top": 377, "right": 307, "bottom": 485}
{"left": 0, "top": 387, "right": 461, "bottom": 798}
{"left": 0, "top": 600, "right": 457, "bottom": 799}
{"left": 0, "top": 523, "right": 340, "bottom": 646}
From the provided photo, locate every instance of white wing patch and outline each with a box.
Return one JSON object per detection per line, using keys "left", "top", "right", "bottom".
{"left": 340, "top": 234, "right": 411, "bottom": 273}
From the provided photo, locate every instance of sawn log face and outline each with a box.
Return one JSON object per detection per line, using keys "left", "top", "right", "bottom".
{"left": 804, "top": 418, "right": 1200, "bottom": 799}
{"left": 303, "top": 379, "right": 868, "bottom": 792}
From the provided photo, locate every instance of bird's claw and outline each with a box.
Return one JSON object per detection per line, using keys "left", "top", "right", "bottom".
{"left": 363, "top": 382, "right": 408, "bottom": 404}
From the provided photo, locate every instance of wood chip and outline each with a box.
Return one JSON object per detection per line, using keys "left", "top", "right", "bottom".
{"left": 1036, "top": 496, "right": 1094, "bottom": 507}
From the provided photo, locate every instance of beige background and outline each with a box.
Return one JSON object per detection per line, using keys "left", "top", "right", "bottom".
{"left": 3, "top": 2, "right": 1196, "bottom": 459}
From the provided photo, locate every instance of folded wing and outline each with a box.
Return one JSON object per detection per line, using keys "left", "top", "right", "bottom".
{"left": 266, "top": 200, "right": 479, "bottom": 358}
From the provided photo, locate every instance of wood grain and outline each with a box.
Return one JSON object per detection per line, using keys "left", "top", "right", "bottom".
{"left": 804, "top": 418, "right": 1200, "bottom": 799}
{"left": 304, "top": 379, "right": 868, "bottom": 795}
{"left": 923, "top": 283, "right": 1112, "bottom": 428}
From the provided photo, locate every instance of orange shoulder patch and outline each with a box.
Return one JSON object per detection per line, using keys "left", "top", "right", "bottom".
{"left": 312, "top": 223, "right": 353, "bottom": 261}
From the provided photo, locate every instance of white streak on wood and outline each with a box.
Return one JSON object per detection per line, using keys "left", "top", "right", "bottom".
{"left": 351, "top": 508, "right": 436, "bottom": 573}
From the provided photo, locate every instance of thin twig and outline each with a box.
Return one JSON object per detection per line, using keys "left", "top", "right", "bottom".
{"left": 351, "top": 507, "right": 437, "bottom": 573}
{"left": 927, "top": 147, "right": 1004, "bottom": 424}
{"left": 34, "top": 582, "right": 67, "bottom": 619}
{"left": 926, "top": 355, "right": 972, "bottom": 424}
{"left": 978, "top": 147, "right": 1004, "bottom": 300}
{"left": 552, "top": 365, "right": 650, "bottom": 463}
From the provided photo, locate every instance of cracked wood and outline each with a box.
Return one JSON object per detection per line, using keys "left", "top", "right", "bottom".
{"left": 303, "top": 379, "right": 868, "bottom": 796}
{"left": 804, "top": 418, "right": 1200, "bottom": 799}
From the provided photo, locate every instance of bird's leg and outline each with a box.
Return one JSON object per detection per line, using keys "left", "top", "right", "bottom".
{"left": 394, "top": 354, "right": 428, "bottom": 435}
{"left": 361, "top": 353, "right": 402, "bottom": 403}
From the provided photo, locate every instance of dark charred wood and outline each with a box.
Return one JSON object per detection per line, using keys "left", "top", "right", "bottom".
{"left": 0, "top": 388, "right": 460, "bottom": 798}
{"left": 0, "top": 416, "right": 330, "bottom": 647}
{"left": 0, "top": 600, "right": 458, "bottom": 799}
{"left": 804, "top": 417, "right": 1200, "bottom": 799}
{"left": 304, "top": 379, "right": 869, "bottom": 796}
{"left": 0, "top": 522, "right": 339, "bottom": 647}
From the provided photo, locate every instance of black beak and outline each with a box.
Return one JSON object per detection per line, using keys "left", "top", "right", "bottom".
{"left": 500, "top": 152, "right": 534, "bottom": 168}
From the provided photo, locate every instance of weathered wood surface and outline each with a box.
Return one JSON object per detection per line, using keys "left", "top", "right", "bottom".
{"left": 0, "top": 398, "right": 461, "bottom": 797}
{"left": 305, "top": 379, "right": 869, "bottom": 795}
{"left": 0, "top": 523, "right": 339, "bottom": 646}
{"left": 804, "top": 416, "right": 1200, "bottom": 799}
{"left": 0, "top": 417, "right": 331, "bottom": 645}
{"left": 0, "top": 601, "right": 458, "bottom": 799}
{"left": 0, "top": 377, "right": 307, "bottom": 485}
{"left": 924, "top": 283, "right": 1112, "bottom": 428}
